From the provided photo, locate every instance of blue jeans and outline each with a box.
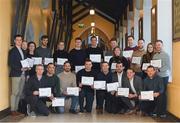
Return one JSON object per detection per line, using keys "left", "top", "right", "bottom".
{"left": 56, "top": 96, "right": 79, "bottom": 113}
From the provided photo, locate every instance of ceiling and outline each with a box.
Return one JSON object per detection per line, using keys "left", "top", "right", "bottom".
{"left": 73, "top": 0, "right": 133, "bottom": 23}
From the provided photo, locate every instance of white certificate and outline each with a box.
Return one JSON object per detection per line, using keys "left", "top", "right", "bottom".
{"left": 27, "top": 58, "right": 34, "bottom": 67}
{"left": 107, "top": 82, "right": 119, "bottom": 92}
{"left": 132, "top": 57, "right": 141, "bottom": 64}
{"left": 111, "top": 63, "right": 117, "bottom": 70}
{"left": 117, "top": 88, "right": 129, "bottom": 97}
{"left": 75, "top": 66, "right": 85, "bottom": 73}
{"left": 150, "top": 60, "right": 162, "bottom": 68}
{"left": 67, "top": 87, "right": 79, "bottom": 96}
{"left": 123, "top": 50, "right": 133, "bottom": 58}
{"left": 57, "top": 58, "right": 68, "bottom": 65}
{"left": 90, "top": 54, "right": 101, "bottom": 63}
{"left": 21, "top": 59, "right": 30, "bottom": 68}
{"left": 142, "top": 63, "right": 151, "bottom": 70}
{"left": 39, "top": 88, "right": 51, "bottom": 97}
{"left": 104, "top": 56, "right": 112, "bottom": 63}
{"left": 141, "top": 91, "right": 154, "bottom": 101}
{"left": 32, "top": 57, "right": 42, "bottom": 65}
{"left": 44, "top": 58, "right": 54, "bottom": 65}
{"left": 81, "top": 76, "right": 94, "bottom": 86}
{"left": 52, "top": 97, "right": 65, "bottom": 107}
{"left": 93, "top": 81, "right": 106, "bottom": 90}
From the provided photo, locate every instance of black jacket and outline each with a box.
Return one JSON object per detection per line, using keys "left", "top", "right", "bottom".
{"left": 8, "top": 46, "right": 26, "bottom": 77}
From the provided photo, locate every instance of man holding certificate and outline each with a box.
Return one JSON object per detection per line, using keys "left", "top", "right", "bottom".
{"left": 85, "top": 36, "right": 104, "bottom": 72}
{"left": 140, "top": 66, "right": 166, "bottom": 118}
{"left": 111, "top": 62, "right": 128, "bottom": 114}
{"left": 95, "top": 62, "right": 112, "bottom": 114}
{"left": 123, "top": 68, "right": 143, "bottom": 115}
{"left": 76, "top": 59, "right": 97, "bottom": 113}
{"left": 152, "top": 40, "right": 170, "bottom": 115}
{"left": 69, "top": 37, "right": 86, "bottom": 71}
{"left": 45, "top": 63, "right": 62, "bottom": 113}
{"left": 130, "top": 39, "right": 146, "bottom": 78}
{"left": 25, "top": 64, "right": 52, "bottom": 116}
{"left": 58, "top": 61, "right": 79, "bottom": 114}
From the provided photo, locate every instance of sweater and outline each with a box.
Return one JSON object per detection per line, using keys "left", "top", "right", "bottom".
{"left": 35, "top": 46, "right": 51, "bottom": 58}
{"left": 143, "top": 75, "right": 164, "bottom": 94}
{"left": 85, "top": 47, "right": 104, "bottom": 71}
{"left": 153, "top": 51, "right": 170, "bottom": 77}
{"left": 76, "top": 69, "right": 97, "bottom": 93}
{"left": 58, "top": 72, "right": 76, "bottom": 93}
{"left": 25, "top": 75, "right": 49, "bottom": 96}
{"left": 130, "top": 49, "right": 146, "bottom": 72}
{"left": 53, "top": 50, "right": 69, "bottom": 62}
{"left": 45, "top": 74, "right": 61, "bottom": 97}
{"left": 69, "top": 48, "right": 86, "bottom": 71}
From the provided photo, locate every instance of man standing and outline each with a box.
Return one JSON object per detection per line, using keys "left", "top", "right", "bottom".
{"left": 104, "top": 38, "right": 118, "bottom": 56}
{"left": 8, "top": 34, "right": 27, "bottom": 116}
{"left": 153, "top": 40, "right": 170, "bottom": 115}
{"left": 130, "top": 39, "right": 146, "bottom": 78}
{"left": 76, "top": 59, "right": 96, "bottom": 113}
{"left": 69, "top": 37, "right": 86, "bottom": 71}
{"left": 58, "top": 61, "right": 79, "bottom": 114}
{"left": 124, "top": 35, "right": 138, "bottom": 51}
{"left": 35, "top": 35, "right": 51, "bottom": 59}
{"left": 86, "top": 36, "right": 104, "bottom": 72}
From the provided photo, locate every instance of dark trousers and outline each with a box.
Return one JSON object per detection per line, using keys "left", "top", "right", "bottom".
{"left": 79, "top": 89, "right": 94, "bottom": 112}
{"left": 162, "top": 76, "right": 169, "bottom": 113}
{"left": 140, "top": 94, "right": 166, "bottom": 115}
{"left": 96, "top": 90, "right": 106, "bottom": 109}
{"left": 26, "top": 96, "right": 50, "bottom": 116}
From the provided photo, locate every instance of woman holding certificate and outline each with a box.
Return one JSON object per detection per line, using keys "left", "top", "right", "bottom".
{"left": 109, "top": 47, "right": 129, "bottom": 72}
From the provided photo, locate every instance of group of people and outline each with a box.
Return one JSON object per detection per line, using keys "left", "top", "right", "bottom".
{"left": 8, "top": 34, "right": 170, "bottom": 118}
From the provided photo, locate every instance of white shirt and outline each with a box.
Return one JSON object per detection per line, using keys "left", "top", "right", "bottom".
{"left": 17, "top": 47, "right": 24, "bottom": 60}
{"left": 129, "top": 77, "right": 137, "bottom": 94}
{"left": 117, "top": 72, "right": 123, "bottom": 87}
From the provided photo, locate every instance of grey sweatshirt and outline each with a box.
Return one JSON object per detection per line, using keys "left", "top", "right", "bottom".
{"left": 153, "top": 50, "right": 170, "bottom": 77}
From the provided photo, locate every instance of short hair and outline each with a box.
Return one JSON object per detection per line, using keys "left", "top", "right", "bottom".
{"left": 127, "top": 68, "right": 135, "bottom": 72}
{"left": 91, "top": 36, "right": 97, "bottom": 41}
{"left": 127, "top": 35, "right": 134, "bottom": 40}
{"left": 58, "top": 41, "right": 64, "bottom": 44}
{"left": 147, "top": 65, "right": 156, "bottom": 71}
{"left": 101, "top": 61, "right": 109, "bottom": 66}
{"left": 155, "top": 40, "right": 163, "bottom": 44}
{"left": 85, "top": 59, "right": 92, "bottom": 64}
{"left": 41, "top": 35, "right": 48, "bottom": 41}
{"left": 75, "top": 37, "right": 82, "bottom": 41}
{"left": 47, "top": 63, "right": 55, "bottom": 67}
{"left": 116, "top": 62, "right": 124, "bottom": 66}
{"left": 35, "top": 64, "right": 44, "bottom": 70}
{"left": 138, "top": 38, "right": 145, "bottom": 42}
{"left": 63, "top": 61, "right": 71, "bottom": 66}
{"left": 110, "top": 37, "right": 117, "bottom": 42}
{"left": 113, "top": 46, "right": 121, "bottom": 52}
{"left": 14, "top": 34, "right": 23, "bottom": 40}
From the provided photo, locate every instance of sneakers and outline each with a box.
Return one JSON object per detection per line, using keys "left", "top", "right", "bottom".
{"left": 27, "top": 104, "right": 36, "bottom": 117}
{"left": 159, "top": 114, "right": 167, "bottom": 118}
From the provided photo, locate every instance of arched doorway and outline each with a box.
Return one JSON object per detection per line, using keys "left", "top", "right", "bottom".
{"left": 79, "top": 27, "right": 110, "bottom": 51}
